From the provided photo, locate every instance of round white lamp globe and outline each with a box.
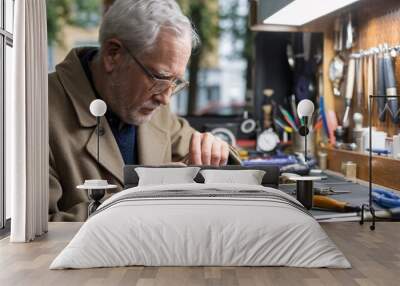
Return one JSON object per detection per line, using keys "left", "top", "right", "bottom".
{"left": 297, "top": 99, "right": 315, "bottom": 117}
{"left": 90, "top": 99, "right": 107, "bottom": 117}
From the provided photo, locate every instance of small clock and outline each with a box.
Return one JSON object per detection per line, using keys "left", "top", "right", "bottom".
{"left": 257, "top": 128, "right": 280, "bottom": 152}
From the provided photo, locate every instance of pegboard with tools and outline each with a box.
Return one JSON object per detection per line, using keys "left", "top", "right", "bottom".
{"left": 356, "top": 0, "right": 400, "bottom": 136}
{"left": 325, "top": 0, "right": 400, "bottom": 137}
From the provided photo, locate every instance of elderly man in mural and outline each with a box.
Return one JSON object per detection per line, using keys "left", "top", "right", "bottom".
{"left": 48, "top": 0, "right": 240, "bottom": 221}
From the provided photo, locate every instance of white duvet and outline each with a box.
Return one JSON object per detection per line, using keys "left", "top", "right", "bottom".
{"left": 50, "top": 183, "right": 351, "bottom": 269}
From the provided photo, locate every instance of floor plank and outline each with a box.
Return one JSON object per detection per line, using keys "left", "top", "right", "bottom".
{"left": 0, "top": 222, "right": 399, "bottom": 286}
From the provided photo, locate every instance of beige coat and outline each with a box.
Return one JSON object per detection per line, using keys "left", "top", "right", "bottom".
{"left": 49, "top": 48, "right": 240, "bottom": 222}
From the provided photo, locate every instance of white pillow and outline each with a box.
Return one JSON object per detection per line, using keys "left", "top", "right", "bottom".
{"left": 135, "top": 167, "right": 200, "bottom": 186}
{"left": 200, "top": 169, "right": 266, "bottom": 185}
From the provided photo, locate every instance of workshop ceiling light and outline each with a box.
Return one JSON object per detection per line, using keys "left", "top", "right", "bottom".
{"left": 263, "top": 0, "right": 360, "bottom": 26}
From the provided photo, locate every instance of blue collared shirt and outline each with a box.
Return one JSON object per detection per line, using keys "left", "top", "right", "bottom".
{"left": 105, "top": 110, "right": 137, "bottom": 165}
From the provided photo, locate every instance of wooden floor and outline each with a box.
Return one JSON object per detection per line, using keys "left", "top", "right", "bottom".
{"left": 0, "top": 222, "right": 399, "bottom": 286}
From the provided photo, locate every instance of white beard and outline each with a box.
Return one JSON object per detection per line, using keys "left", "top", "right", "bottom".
{"left": 126, "top": 108, "right": 156, "bottom": 125}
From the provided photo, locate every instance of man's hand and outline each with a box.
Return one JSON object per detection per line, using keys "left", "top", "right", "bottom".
{"left": 186, "top": 132, "right": 229, "bottom": 166}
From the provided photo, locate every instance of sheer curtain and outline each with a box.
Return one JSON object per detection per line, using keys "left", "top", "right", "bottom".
{"left": 7, "top": 0, "right": 48, "bottom": 242}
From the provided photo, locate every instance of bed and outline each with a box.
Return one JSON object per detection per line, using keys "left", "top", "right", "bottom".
{"left": 50, "top": 165, "right": 350, "bottom": 269}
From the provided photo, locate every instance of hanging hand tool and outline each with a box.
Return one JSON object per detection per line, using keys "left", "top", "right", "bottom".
{"left": 366, "top": 51, "right": 374, "bottom": 112}
{"left": 334, "top": 17, "right": 342, "bottom": 52}
{"left": 329, "top": 55, "right": 345, "bottom": 97}
{"left": 327, "top": 111, "right": 338, "bottom": 145}
{"left": 286, "top": 43, "right": 295, "bottom": 71}
{"left": 362, "top": 52, "right": 368, "bottom": 109}
{"left": 319, "top": 96, "right": 330, "bottom": 138}
{"left": 383, "top": 44, "right": 400, "bottom": 123}
{"left": 291, "top": 94, "right": 300, "bottom": 126}
{"left": 373, "top": 49, "right": 379, "bottom": 103}
{"left": 355, "top": 55, "right": 364, "bottom": 109}
{"left": 377, "top": 45, "right": 387, "bottom": 122}
{"left": 274, "top": 118, "right": 293, "bottom": 133}
{"left": 343, "top": 56, "right": 356, "bottom": 128}
{"left": 262, "top": 89, "right": 274, "bottom": 129}
{"left": 345, "top": 13, "right": 354, "bottom": 50}
{"left": 279, "top": 105, "right": 299, "bottom": 132}
{"left": 303, "top": 32, "right": 312, "bottom": 62}
{"left": 262, "top": 105, "right": 272, "bottom": 129}
{"left": 313, "top": 118, "right": 323, "bottom": 131}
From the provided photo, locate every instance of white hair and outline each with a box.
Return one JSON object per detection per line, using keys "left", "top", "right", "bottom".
{"left": 99, "top": 0, "right": 200, "bottom": 56}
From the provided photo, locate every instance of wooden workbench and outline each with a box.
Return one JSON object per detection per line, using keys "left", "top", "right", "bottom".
{"left": 325, "top": 147, "right": 400, "bottom": 191}
{"left": 1, "top": 222, "right": 399, "bottom": 286}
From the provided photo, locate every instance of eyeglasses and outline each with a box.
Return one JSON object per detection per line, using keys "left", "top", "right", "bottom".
{"left": 123, "top": 45, "right": 189, "bottom": 95}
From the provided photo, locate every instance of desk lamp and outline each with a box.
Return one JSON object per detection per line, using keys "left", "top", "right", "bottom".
{"left": 290, "top": 99, "right": 316, "bottom": 210}
{"left": 297, "top": 99, "right": 315, "bottom": 162}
